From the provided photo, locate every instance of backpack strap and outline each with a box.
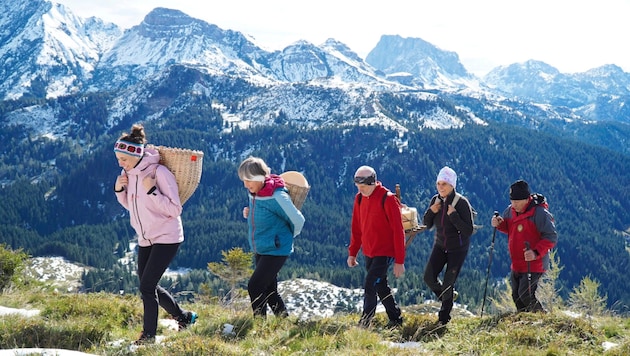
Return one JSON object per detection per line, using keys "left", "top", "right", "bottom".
{"left": 357, "top": 191, "right": 394, "bottom": 223}
{"left": 357, "top": 191, "right": 392, "bottom": 209}
{"left": 451, "top": 193, "right": 461, "bottom": 208}
{"left": 382, "top": 192, "right": 390, "bottom": 209}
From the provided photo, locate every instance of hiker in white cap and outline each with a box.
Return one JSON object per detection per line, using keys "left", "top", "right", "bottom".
{"left": 422, "top": 166, "right": 474, "bottom": 327}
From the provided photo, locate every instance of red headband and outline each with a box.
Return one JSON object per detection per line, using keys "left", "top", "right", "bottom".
{"left": 114, "top": 140, "right": 144, "bottom": 157}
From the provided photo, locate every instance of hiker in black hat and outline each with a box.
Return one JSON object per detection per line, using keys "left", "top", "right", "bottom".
{"left": 491, "top": 180, "right": 558, "bottom": 313}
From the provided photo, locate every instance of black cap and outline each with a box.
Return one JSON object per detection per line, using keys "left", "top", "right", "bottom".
{"left": 510, "top": 180, "right": 530, "bottom": 200}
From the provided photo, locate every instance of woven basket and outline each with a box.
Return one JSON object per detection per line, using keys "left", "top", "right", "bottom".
{"left": 280, "top": 171, "right": 310, "bottom": 210}
{"left": 401, "top": 206, "right": 419, "bottom": 232}
{"left": 155, "top": 146, "right": 204, "bottom": 205}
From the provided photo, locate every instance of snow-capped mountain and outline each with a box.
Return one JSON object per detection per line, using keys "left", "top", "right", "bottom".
{"left": 365, "top": 34, "right": 478, "bottom": 88}
{"left": 91, "top": 7, "right": 274, "bottom": 92}
{"left": 484, "top": 61, "right": 630, "bottom": 122}
{"left": 0, "top": 0, "right": 121, "bottom": 99}
{"left": 267, "top": 39, "right": 393, "bottom": 86}
{"left": 1, "top": 0, "right": 630, "bottom": 142}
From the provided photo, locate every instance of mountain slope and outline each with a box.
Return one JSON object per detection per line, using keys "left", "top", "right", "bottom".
{"left": 0, "top": 0, "right": 629, "bottom": 314}
{"left": 0, "top": 0, "right": 120, "bottom": 99}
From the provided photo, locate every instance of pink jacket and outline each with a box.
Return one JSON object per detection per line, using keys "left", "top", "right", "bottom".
{"left": 115, "top": 147, "right": 184, "bottom": 247}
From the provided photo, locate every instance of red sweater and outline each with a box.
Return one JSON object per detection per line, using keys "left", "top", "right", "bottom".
{"left": 348, "top": 183, "right": 406, "bottom": 264}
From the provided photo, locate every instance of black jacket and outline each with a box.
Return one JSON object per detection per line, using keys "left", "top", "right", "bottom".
{"left": 423, "top": 190, "right": 474, "bottom": 251}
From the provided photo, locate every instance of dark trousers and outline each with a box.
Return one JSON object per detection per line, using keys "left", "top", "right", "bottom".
{"left": 361, "top": 256, "right": 402, "bottom": 322}
{"left": 137, "top": 243, "right": 184, "bottom": 335}
{"left": 511, "top": 270, "right": 544, "bottom": 312}
{"left": 248, "top": 254, "right": 288, "bottom": 317}
{"left": 423, "top": 245, "right": 469, "bottom": 323}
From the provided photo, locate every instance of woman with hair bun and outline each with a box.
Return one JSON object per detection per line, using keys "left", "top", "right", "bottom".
{"left": 114, "top": 123, "right": 197, "bottom": 344}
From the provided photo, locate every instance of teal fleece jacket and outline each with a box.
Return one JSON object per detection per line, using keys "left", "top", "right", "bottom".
{"left": 246, "top": 174, "right": 305, "bottom": 256}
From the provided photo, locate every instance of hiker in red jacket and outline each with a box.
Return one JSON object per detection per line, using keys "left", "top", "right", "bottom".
{"left": 492, "top": 179, "right": 558, "bottom": 313}
{"left": 347, "top": 165, "right": 405, "bottom": 328}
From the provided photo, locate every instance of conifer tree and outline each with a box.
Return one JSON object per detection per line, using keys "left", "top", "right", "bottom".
{"left": 207, "top": 247, "right": 253, "bottom": 306}
{"left": 568, "top": 276, "right": 607, "bottom": 318}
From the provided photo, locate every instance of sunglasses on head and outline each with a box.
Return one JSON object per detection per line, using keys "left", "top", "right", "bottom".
{"left": 354, "top": 175, "right": 375, "bottom": 185}
{"left": 114, "top": 142, "right": 143, "bottom": 154}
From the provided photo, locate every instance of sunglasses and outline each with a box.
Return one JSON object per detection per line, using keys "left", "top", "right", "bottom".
{"left": 114, "top": 142, "right": 143, "bottom": 154}
{"left": 354, "top": 175, "right": 375, "bottom": 185}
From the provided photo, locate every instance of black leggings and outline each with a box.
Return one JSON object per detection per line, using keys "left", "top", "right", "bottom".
{"left": 137, "top": 243, "right": 185, "bottom": 335}
{"left": 248, "top": 254, "right": 288, "bottom": 317}
{"left": 423, "top": 245, "right": 469, "bottom": 323}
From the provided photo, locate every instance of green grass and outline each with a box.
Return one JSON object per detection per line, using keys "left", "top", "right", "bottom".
{"left": 0, "top": 286, "right": 629, "bottom": 355}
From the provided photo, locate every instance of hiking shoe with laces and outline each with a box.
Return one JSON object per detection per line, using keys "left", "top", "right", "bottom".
{"left": 177, "top": 311, "right": 198, "bottom": 330}
{"left": 133, "top": 331, "right": 155, "bottom": 345}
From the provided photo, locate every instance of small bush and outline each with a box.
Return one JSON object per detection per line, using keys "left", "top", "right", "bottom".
{"left": 0, "top": 244, "right": 29, "bottom": 291}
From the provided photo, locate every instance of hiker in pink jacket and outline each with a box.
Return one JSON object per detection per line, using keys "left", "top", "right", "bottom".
{"left": 114, "top": 123, "right": 196, "bottom": 344}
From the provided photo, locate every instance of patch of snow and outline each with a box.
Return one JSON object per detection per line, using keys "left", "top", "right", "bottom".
{"left": 0, "top": 305, "right": 40, "bottom": 318}
{"left": 602, "top": 341, "right": 618, "bottom": 351}
{"left": 562, "top": 310, "right": 582, "bottom": 318}
{"left": 24, "top": 256, "right": 88, "bottom": 292}
{"left": 381, "top": 340, "right": 424, "bottom": 350}
{"left": 279, "top": 278, "right": 382, "bottom": 320}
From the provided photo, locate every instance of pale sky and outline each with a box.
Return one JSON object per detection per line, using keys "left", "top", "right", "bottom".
{"left": 54, "top": 0, "right": 630, "bottom": 77}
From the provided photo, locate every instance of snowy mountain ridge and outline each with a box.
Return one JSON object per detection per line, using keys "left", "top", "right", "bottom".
{"left": 3, "top": 0, "right": 628, "bottom": 126}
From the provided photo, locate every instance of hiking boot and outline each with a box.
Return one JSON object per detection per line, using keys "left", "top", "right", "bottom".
{"left": 177, "top": 311, "right": 198, "bottom": 330}
{"left": 357, "top": 316, "right": 372, "bottom": 329}
{"left": 431, "top": 320, "right": 448, "bottom": 334}
{"left": 133, "top": 331, "right": 155, "bottom": 345}
{"left": 386, "top": 317, "right": 403, "bottom": 329}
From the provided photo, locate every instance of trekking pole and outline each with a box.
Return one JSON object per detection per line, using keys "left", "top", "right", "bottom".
{"left": 480, "top": 211, "right": 500, "bottom": 318}
{"left": 524, "top": 241, "right": 532, "bottom": 299}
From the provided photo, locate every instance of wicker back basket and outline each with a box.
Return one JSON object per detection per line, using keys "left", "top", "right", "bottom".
{"left": 155, "top": 146, "right": 204, "bottom": 205}
{"left": 280, "top": 171, "right": 310, "bottom": 210}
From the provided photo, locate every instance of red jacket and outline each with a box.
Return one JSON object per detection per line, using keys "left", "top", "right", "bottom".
{"left": 497, "top": 197, "right": 558, "bottom": 273}
{"left": 348, "top": 183, "right": 406, "bottom": 264}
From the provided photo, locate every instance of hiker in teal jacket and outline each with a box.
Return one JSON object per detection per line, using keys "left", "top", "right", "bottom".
{"left": 239, "top": 157, "right": 305, "bottom": 317}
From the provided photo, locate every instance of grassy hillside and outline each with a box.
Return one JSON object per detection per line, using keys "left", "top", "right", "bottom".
{"left": 1, "top": 277, "right": 629, "bottom": 355}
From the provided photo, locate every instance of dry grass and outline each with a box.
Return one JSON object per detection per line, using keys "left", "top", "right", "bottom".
{"left": 0, "top": 285, "right": 629, "bottom": 355}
